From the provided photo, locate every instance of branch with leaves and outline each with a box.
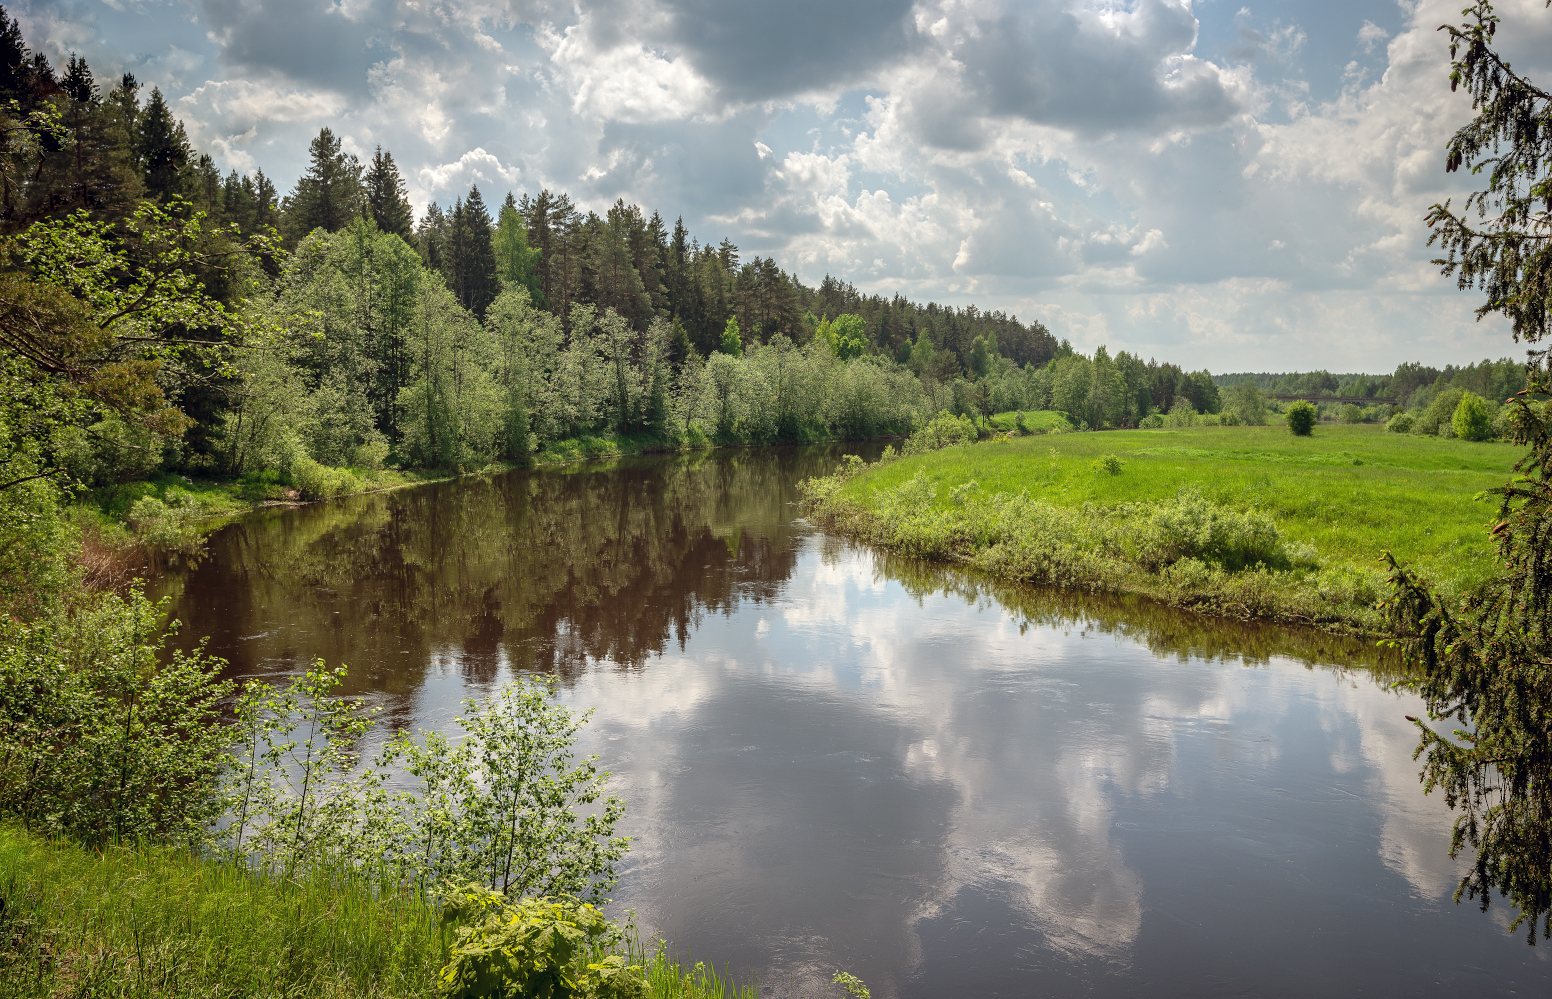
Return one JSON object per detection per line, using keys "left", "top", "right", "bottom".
{"left": 1426, "top": 1, "right": 1552, "bottom": 345}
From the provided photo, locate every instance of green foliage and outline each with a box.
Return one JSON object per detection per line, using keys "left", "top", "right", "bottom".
{"left": 1416, "top": 387, "right": 1466, "bottom": 436}
{"left": 1386, "top": 412, "right": 1415, "bottom": 434}
{"left": 816, "top": 314, "right": 867, "bottom": 361}
{"left": 1427, "top": 1, "right": 1552, "bottom": 342}
{"left": 1133, "top": 487, "right": 1283, "bottom": 572}
{"left": 1284, "top": 400, "right": 1317, "bottom": 436}
{"left": 0, "top": 589, "right": 234, "bottom": 846}
{"left": 902, "top": 411, "right": 978, "bottom": 455}
{"left": 1452, "top": 390, "right": 1494, "bottom": 441}
{"left": 1339, "top": 403, "right": 1365, "bottom": 424}
{"left": 1223, "top": 382, "right": 1268, "bottom": 426}
{"left": 1093, "top": 454, "right": 1124, "bottom": 475}
{"left": 438, "top": 886, "right": 643, "bottom": 999}
{"left": 832, "top": 971, "right": 870, "bottom": 999}
{"left": 718, "top": 318, "right": 742, "bottom": 356}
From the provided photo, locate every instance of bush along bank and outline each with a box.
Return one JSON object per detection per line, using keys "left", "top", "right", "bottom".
{"left": 801, "top": 416, "right": 1411, "bottom": 635}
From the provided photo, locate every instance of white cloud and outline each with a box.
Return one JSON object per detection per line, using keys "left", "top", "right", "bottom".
{"left": 22, "top": 0, "right": 1552, "bottom": 369}
{"left": 1358, "top": 20, "right": 1391, "bottom": 54}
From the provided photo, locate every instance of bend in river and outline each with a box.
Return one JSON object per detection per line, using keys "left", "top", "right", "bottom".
{"left": 154, "top": 445, "right": 1550, "bottom": 998}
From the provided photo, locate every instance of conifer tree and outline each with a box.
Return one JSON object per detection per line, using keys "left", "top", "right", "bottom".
{"left": 60, "top": 54, "right": 95, "bottom": 103}
{"left": 135, "top": 87, "right": 190, "bottom": 200}
{"left": 363, "top": 145, "right": 413, "bottom": 238}
{"left": 442, "top": 186, "right": 498, "bottom": 318}
{"left": 1387, "top": 0, "right": 1552, "bottom": 944}
{"left": 284, "top": 127, "right": 362, "bottom": 242}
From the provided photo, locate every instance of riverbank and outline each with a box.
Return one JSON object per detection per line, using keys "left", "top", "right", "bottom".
{"left": 0, "top": 824, "right": 759, "bottom": 999}
{"left": 801, "top": 423, "right": 1512, "bottom": 635}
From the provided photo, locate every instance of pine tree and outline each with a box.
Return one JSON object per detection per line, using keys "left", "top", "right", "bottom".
{"left": 363, "top": 146, "right": 413, "bottom": 238}
{"left": 284, "top": 127, "right": 362, "bottom": 242}
{"left": 60, "top": 54, "right": 95, "bottom": 103}
{"left": 25, "top": 53, "right": 140, "bottom": 221}
{"left": 135, "top": 87, "right": 191, "bottom": 200}
{"left": 441, "top": 186, "right": 498, "bottom": 318}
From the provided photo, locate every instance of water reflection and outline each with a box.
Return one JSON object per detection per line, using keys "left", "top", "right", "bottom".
{"left": 157, "top": 446, "right": 1548, "bottom": 998}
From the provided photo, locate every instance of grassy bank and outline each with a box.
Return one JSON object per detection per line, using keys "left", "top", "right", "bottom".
{"left": 803, "top": 423, "right": 1513, "bottom": 634}
{"left": 0, "top": 826, "right": 760, "bottom": 999}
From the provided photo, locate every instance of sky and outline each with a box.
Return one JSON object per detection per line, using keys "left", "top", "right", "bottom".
{"left": 12, "top": 0, "right": 1552, "bottom": 372}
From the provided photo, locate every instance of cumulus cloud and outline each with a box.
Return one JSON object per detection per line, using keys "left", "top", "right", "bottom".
{"left": 22, "top": 0, "right": 1552, "bottom": 368}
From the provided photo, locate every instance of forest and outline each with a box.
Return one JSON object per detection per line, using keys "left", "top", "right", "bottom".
{"left": 0, "top": 7, "right": 1274, "bottom": 519}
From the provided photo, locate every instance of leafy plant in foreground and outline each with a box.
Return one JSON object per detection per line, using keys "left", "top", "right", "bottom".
{"left": 438, "top": 884, "right": 643, "bottom": 999}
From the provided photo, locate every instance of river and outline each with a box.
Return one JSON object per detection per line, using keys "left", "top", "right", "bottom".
{"left": 153, "top": 445, "right": 1550, "bottom": 997}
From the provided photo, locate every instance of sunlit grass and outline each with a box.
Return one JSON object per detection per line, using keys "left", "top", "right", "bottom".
{"left": 985, "top": 409, "right": 1074, "bottom": 433}
{"left": 837, "top": 423, "right": 1513, "bottom": 598}
{"left": 0, "top": 827, "right": 760, "bottom": 999}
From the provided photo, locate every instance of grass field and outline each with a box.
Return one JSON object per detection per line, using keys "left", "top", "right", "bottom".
{"left": 0, "top": 826, "right": 761, "bottom": 999}
{"left": 810, "top": 423, "right": 1516, "bottom": 632}
{"left": 985, "top": 409, "right": 1074, "bottom": 433}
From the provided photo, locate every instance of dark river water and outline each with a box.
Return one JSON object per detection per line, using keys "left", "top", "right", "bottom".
{"left": 154, "top": 445, "right": 1549, "bottom": 997}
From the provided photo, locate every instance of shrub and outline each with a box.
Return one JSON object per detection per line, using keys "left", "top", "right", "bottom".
{"left": 1386, "top": 412, "right": 1415, "bottom": 434}
{"left": 1137, "top": 487, "right": 1285, "bottom": 572}
{"left": 438, "top": 886, "right": 644, "bottom": 999}
{"left": 1093, "top": 454, "right": 1124, "bottom": 475}
{"left": 1492, "top": 401, "right": 1516, "bottom": 439}
{"left": 1339, "top": 403, "right": 1365, "bottom": 424}
{"left": 1415, "top": 387, "right": 1465, "bottom": 436}
{"left": 1140, "top": 413, "right": 1165, "bottom": 429}
{"left": 353, "top": 434, "right": 390, "bottom": 470}
{"left": 290, "top": 456, "right": 365, "bottom": 501}
{"left": 1223, "top": 382, "right": 1268, "bottom": 425}
{"left": 902, "top": 410, "right": 978, "bottom": 455}
{"left": 1165, "top": 398, "right": 1198, "bottom": 427}
{"left": 1285, "top": 400, "right": 1317, "bottom": 436}
{"left": 0, "top": 590, "right": 234, "bottom": 846}
{"left": 1452, "top": 390, "right": 1494, "bottom": 442}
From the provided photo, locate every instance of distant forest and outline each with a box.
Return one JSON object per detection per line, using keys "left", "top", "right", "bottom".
{"left": 1215, "top": 359, "right": 1527, "bottom": 410}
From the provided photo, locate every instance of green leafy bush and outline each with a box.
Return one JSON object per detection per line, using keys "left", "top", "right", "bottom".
{"left": 1415, "top": 387, "right": 1465, "bottom": 436}
{"left": 1285, "top": 400, "right": 1317, "bottom": 436}
{"left": 1452, "top": 390, "right": 1494, "bottom": 442}
{"left": 1139, "top": 413, "right": 1165, "bottom": 429}
{"left": 1492, "top": 401, "right": 1516, "bottom": 439}
{"left": 1339, "top": 403, "right": 1365, "bottom": 424}
{"left": 901, "top": 410, "right": 978, "bottom": 454}
{"left": 438, "top": 886, "right": 644, "bottom": 999}
{"left": 0, "top": 590, "right": 234, "bottom": 846}
{"left": 1386, "top": 412, "right": 1415, "bottom": 434}
{"left": 290, "top": 456, "right": 366, "bottom": 501}
{"left": 1134, "top": 488, "right": 1285, "bottom": 572}
{"left": 1093, "top": 454, "right": 1124, "bottom": 475}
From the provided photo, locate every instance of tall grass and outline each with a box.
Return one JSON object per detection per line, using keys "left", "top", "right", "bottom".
{"left": 0, "top": 826, "right": 760, "bottom": 999}
{"left": 0, "top": 825, "right": 440, "bottom": 998}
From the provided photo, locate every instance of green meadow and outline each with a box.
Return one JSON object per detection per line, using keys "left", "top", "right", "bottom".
{"left": 811, "top": 420, "right": 1516, "bottom": 632}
